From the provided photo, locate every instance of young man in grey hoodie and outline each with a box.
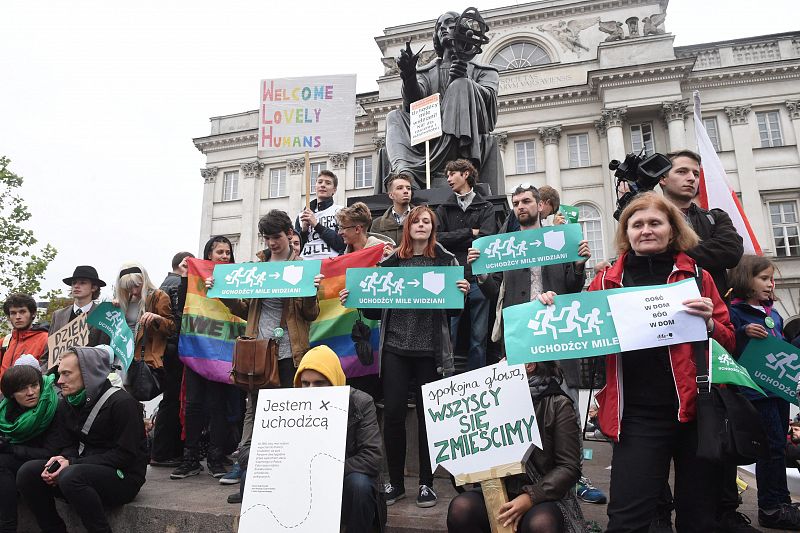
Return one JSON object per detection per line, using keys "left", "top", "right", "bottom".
{"left": 16, "top": 346, "right": 148, "bottom": 533}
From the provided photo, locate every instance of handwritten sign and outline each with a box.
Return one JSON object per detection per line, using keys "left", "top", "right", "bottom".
{"left": 207, "top": 261, "right": 322, "bottom": 299}
{"left": 47, "top": 315, "right": 88, "bottom": 370}
{"left": 410, "top": 93, "right": 442, "bottom": 146}
{"left": 344, "top": 266, "right": 464, "bottom": 309}
{"left": 738, "top": 336, "right": 800, "bottom": 404}
{"left": 470, "top": 224, "right": 584, "bottom": 275}
{"left": 258, "top": 75, "right": 356, "bottom": 154}
{"left": 239, "top": 387, "right": 349, "bottom": 532}
{"left": 607, "top": 279, "right": 706, "bottom": 352}
{"left": 422, "top": 362, "right": 540, "bottom": 482}
{"left": 86, "top": 302, "right": 135, "bottom": 371}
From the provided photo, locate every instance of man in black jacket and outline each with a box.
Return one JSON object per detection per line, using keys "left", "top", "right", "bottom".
{"left": 436, "top": 159, "right": 497, "bottom": 371}
{"left": 660, "top": 150, "right": 744, "bottom": 297}
{"left": 17, "top": 346, "right": 148, "bottom": 533}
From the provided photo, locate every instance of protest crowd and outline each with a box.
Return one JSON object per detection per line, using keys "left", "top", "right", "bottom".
{"left": 3, "top": 149, "right": 800, "bottom": 533}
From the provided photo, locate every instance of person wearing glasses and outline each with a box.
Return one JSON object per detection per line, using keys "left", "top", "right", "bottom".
{"left": 336, "top": 202, "right": 395, "bottom": 257}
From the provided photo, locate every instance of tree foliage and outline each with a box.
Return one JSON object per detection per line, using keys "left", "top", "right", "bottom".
{"left": 0, "top": 156, "right": 58, "bottom": 303}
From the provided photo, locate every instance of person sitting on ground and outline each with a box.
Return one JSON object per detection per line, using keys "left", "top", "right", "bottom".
{"left": 0, "top": 358, "right": 68, "bottom": 533}
{"left": 1, "top": 293, "right": 48, "bottom": 379}
{"left": 446, "top": 360, "right": 585, "bottom": 533}
{"left": 786, "top": 422, "right": 800, "bottom": 472}
{"left": 16, "top": 346, "right": 148, "bottom": 533}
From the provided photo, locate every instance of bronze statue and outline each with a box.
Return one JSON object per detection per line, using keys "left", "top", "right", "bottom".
{"left": 383, "top": 9, "right": 504, "bottom": 192}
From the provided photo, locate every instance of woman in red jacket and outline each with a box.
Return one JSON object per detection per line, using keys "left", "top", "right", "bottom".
{"left": 588, "top": 192, "right": 735, "bottom": 533}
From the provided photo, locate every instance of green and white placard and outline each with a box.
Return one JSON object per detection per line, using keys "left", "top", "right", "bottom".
{"left": 207, "top": 261, "right": 321, "bottom": 299}
{"left": 738, "top": 336, "right": 800, "bottom": 404}
{"left": 471, "top": 224, "right": 583, "bottom": 275}
{"left": 559, "top": 204, "right": 580, "bottom": 224}
{"left": 344, "top": 266, "right": 464, "bottom": 309}
{"left": 86, "top": 302, "right": 136, "bottom": 370}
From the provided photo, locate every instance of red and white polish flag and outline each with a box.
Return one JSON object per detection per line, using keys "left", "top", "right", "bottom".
{"left": 693, "top": 90, "right": 762, "bottom": 255}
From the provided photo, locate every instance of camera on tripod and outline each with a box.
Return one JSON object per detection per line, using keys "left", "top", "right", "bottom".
{"left": 610, "top": 150, "right": 672, "bottom": 220}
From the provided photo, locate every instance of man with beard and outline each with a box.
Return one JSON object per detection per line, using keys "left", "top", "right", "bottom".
{"left": 467, "top": 184, "right": 608, "bottom": 505}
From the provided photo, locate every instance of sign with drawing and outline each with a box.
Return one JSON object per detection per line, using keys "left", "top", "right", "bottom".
{"left": 207, "top": 261, "right": 322, "bottom": 298}
{"left": 470, "top": 224, "right": 584, "bottom": 275}
{"left": 344, "top": 266, "right": 464, "bottom": 309}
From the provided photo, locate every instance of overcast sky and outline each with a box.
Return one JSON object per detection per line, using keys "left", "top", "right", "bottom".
{"left": 0, "top": 0, "right": 795, "bottom": 300}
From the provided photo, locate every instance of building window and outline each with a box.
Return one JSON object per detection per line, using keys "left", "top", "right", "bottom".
{"left": 308, "top": 162, "right": 326, "bottom": 196}
{"left": 577, "top": 203, "right": 605, "bottom": 274}
{"left": 269, "top": 168, "right": 287, "bottom": 198}
{"left": 489, "top": 42, "right": 551, "bottom": 71}
{"left": 515, "top": 140, "right": 536, "bottom": 173}
{"left": 567, "top": 134, "right": 590, "bottom": 168}
{"left": 756, "top": 111, "right": 783, "bottom": 147}
{"left": 770, "top": 201, "right": 799, "bottom": 257}
{"left": 355, "top": 156, "right": 373, "bottom": 189}
{"left": 703, "top": 117, "right": 721, "bottom": 152}
{"left": 630, "top": 123, "right": 655, "bottom": 156}
{"left": 222, "top": 171, "right": 239, "bottom": 201}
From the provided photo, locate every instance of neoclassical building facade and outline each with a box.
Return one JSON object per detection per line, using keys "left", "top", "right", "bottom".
{"left": 193, "top": 0, "right": 800, "bottom": 326}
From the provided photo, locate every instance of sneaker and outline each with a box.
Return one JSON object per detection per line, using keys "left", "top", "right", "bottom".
{"left": 576, "top": 476, "right": 607, "bottom": 504}
{"left": 219, "top": 462, "right": 241, "bottom": 485}
{"left": 759, "top": 504, "right": 800, "bottom": 530}
{"left": 150, "top": 456, "right": 182, "bottom": 468}
{"left": 385, "top": 482, "right": 406, "bottom": 506}
{"left": 717, "top": 511, "right": 759, "bottom": 532}
{"left": 416, "top": 484, "right": 437, "bottom": 508}
{"left": 227, "top": 492, "right": 242, "bottom": 504}
{"left": 170, "top": 460, "right": 203, "bottom": 479}
{"left": 207, "top": 461, "right": 228, "bottom": 479}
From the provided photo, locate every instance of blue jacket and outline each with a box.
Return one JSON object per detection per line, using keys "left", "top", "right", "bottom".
{"left": 729, "top": 299, "right": 785, "bottom": 400}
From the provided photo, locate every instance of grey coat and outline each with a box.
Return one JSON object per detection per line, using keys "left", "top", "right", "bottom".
{"left": 346, "top": 388, "right": 387, "bottom": 531}
{"left": 478, "top": 253, "right": 586, "bottom": 388}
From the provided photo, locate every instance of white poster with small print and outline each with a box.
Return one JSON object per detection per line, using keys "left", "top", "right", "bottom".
{"left": 607, "top": 278, "right": 707, "bottom": 352}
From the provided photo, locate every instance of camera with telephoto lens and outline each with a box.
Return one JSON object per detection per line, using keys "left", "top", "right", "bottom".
{"left": 610, "top": 150, "right": 672, "bottom": 220}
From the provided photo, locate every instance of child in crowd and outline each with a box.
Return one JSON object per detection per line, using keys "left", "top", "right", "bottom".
{"left": 728, "top": 255, "right": 797, "bottom": 530}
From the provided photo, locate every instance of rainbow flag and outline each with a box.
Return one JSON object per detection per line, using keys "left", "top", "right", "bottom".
{"left": 179, "top": 258, "right": 247, "bottom": 384}
{"left": 311, "top": 246, "right": 385, "bottom": 377}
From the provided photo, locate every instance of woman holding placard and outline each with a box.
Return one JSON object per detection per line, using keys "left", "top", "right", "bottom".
{"left": 446, "top": 360, "right": 585, "bottom": 533}
{"left": 586, "top": 192, "right": 735, "bottom": 532}
{"left": 339, "top": 205, "right": 469, "bottom": 509}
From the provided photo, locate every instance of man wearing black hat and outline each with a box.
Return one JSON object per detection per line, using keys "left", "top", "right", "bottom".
{"left": 47, "top": 266, "right": 111, "bottom": 366}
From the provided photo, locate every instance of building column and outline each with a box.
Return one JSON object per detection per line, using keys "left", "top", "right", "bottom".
{"left": 662, "top": 99, "right": 689, "bottom": 151}
{"left": 198, "top": 167, "right": 218, "bottom": 255}
{"left": 786, "top": 100, "right": 800, "bottom": 162}
{"left": 239, "top": 161, "right": 264, "bottom": 260}
{"left": 329, "top": 153, "right": 349, "bottom": 207}
{"left": 538, "top": 125, "right": 562, "bottom": 191}
{"left": 725, "top": 105, "right": 770, "bottom": 253}
{"left": 287, "top": 157, "right": 305, "bottom": 217}
{"left": 602, "top": 107, "right": 628, "bottom": 164}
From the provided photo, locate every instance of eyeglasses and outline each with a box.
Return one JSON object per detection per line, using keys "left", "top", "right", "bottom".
{"left": 513, "top": 182, "right": 538, "bottom": 194}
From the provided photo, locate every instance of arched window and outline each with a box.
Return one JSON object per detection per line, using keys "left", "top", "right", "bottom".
{"left": 490, "top": 42, "right": 551, "bottom": 71}
{"left": 577, "top": 203, "right": 605, "bottom": 275}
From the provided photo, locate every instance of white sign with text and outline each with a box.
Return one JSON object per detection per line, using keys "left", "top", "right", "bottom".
{"left": 421, "top": 362, "right": 540, "bottom": 480}
{"left": 239, "top": 387, "right": 350, "bottom": 533}
{"left": 410, "top": 93, "right": 442, "bottom": 146}
{"left": 607, "top": 278, "right": 707, "bottom": 352}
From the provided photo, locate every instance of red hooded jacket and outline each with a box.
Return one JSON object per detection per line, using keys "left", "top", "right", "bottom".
{"left": 0, "top": 324, "right": 49, "bottom": 379}
{"left": 589, "top": 251, "right": 735, "bottom": 442}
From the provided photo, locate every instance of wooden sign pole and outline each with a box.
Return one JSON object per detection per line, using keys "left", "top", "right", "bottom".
{"left": 304, "top": 151, "right": 311, "bottom": 210}
{"left": 425, "top": 140, "right": 431, "bottom": 189}
{"left": 481, "top": 478, "right": 515, "bottom": 533}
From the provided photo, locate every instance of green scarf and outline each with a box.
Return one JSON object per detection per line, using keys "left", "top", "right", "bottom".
{"left": 0, "top": 374, "right": 59, "bottom": 444}
{"left": 66, "top": 389, "right": 87, "bottom": 407}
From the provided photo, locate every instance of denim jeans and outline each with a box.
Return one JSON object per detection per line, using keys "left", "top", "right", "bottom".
{"left": 751, "top": 396, "right": 791, "bottom": 510}
{"left": 450, "top": 280, "right": 489, "bottom": 371}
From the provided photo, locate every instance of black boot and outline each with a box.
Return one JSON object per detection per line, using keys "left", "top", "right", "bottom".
{"left": 170, "top": 449, "right": 203, "bottom": 479}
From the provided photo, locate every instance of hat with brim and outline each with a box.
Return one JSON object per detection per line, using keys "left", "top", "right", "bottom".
{"left": 63, "top": 265, "right": 106, "bottom": 287}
